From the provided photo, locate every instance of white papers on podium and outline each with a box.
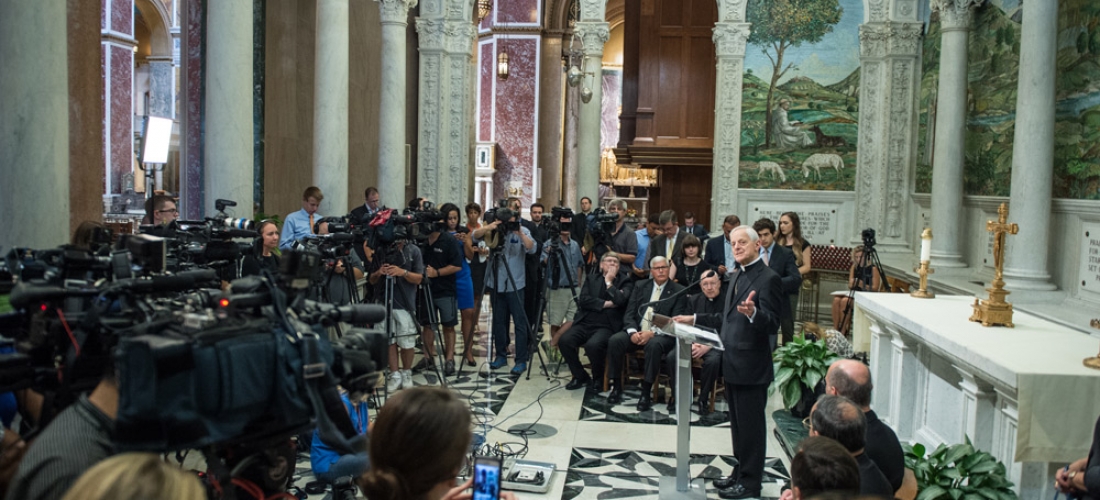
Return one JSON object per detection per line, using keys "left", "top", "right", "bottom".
{"left": 652, "top": 314, "right": 724, "bottom": 351}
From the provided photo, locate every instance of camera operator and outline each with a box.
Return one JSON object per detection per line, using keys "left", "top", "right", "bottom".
{"left": 367, "top": 239, "right": 425, "bottom": 392}
{"left": 323, "top": 246, "right": 365, "bottom": 306}
{"left": 241, "top": 220, "right": 281, "bottom": 276}
{"left": 416, "top": 216, "right": 464, "bottom": 376}
{"left": 350, "top": 187, "right": 382, "bottom": 222}
{"left": 280, "top": 186, "right": 324, "bottom": 250}
{"left": 523, "top": 203, "right": 548, "bottom": 336}
{"left": 8, "top": 372, "right": 118, "bottom": 500}
{"left": 146, "top": 194, "right": 178, "bottom": 226}
{"left": 471, "top": 209, "right": 536, "bottom": 375}
{"left": 541, "top": 213, "right": 583, "bottom": 348}
{"left": 598, "top": 199, "right": 637, "bottom": 268}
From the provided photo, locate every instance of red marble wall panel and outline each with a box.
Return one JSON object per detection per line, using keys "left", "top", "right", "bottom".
{"left": 109, "top": 45, "right": 133, "bottom": 194}
{"left": 109, "top": 0, "right": 133, "bottom": 34}
{"left": 492, "top": 37, "right": 538, "bottom": 205}
{"left": 496, "top": 0, "right": 539, "bottom": 25}
{"left": 182, "top": 0, "right": 205, "bottom": 219}
{"left": 479, "top": 42, "right": 493, "bottom": 143}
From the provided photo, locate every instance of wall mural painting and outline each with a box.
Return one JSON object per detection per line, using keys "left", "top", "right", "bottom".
{"left": 739, "top": 0, "right": 862, "bottom": 191}
{"left": 917, "top": 0, "right": 1100, "bottom": 200}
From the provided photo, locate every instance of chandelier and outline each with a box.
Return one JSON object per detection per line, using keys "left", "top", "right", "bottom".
{"left": 476, "top": 0, "right": 492, "bottom": 22}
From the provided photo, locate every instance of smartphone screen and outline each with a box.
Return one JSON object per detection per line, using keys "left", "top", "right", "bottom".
{"left": 472, "top": 456, "right": 502, "bottom": 500}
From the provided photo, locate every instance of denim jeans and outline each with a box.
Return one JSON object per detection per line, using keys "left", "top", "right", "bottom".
{"left": 491, "top": 289, "right": 529, "bottom": 363}
{"left": 314, "top": 452, "right": 370, "bottom": 484}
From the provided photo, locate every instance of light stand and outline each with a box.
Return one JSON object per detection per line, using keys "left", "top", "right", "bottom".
{"left": 139, "top": 116, "right": 173, "bottom": 208}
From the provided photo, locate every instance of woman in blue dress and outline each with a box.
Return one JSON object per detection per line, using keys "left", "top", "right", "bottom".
{"left": 440, "top": 203, "right": 477, "bottom": 367}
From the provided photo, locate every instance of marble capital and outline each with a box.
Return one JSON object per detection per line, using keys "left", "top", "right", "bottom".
{"left": 377, "top": 0, "right": 417, "bottom": 25}
{"left": 713, "top": 22, "right": 750, "bottom": 58}
{"left": 860, "top": 21, "right": 924, "bottom": 58}
{"left": 931, "top": 0, "right": 982, "bottom": 30}
{"left": 575, "top": 21, "right": 610, "bottom": 56}
{"left": 578, "top": 0, "right": 608, "bottom": 22}
{"left": 717, "top": 0, "right": 747, "bottom": 22}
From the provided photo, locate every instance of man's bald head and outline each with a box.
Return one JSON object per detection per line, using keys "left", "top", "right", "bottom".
{"left": 825, "top": 359, "right": 873, "bottom": 408}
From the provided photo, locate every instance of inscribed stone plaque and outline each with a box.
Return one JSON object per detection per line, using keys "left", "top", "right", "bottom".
{"left": 1078, "top": 222, "right": 1100, "bottom": 292}
{"left": 749, "top": 203, "right": 838, "bottom": 245}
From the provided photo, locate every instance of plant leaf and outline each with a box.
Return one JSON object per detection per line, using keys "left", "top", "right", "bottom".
{"left": 969, "top": 461, "right": 998, "bottom": 474}
{"left": 942, "top": 467, "right": 962, "bottom": 480}
{"left": 914, "top": 443, "right": 927, "bottom": 458}
{"left": 782, "top": 377, "right": 802, "bottom": 408}
{"left": 948, "top": 487, "right": 963, "bottom": 500}
{"left": 774, "top": 366, "right": 795, "bottom": 388}
{"left": 944, "top": 443, "right": 974, "bottom": 465}
{"left": 917, "top": 485, "right": 949, "bottom": 500}
{"left": 804, "top": 367, "right": 823, "bottom": 389}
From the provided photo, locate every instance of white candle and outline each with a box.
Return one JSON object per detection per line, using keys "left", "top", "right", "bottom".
{"left": 920, "top": 234, "right": 931, "bottom": 262}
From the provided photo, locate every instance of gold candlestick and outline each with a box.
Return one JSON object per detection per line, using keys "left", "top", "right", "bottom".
{"left": 1086, "top": 319, "right": 1100, "bottom": 370}
{"left": 911, "top": 228, "right": 935, "bottom": 298}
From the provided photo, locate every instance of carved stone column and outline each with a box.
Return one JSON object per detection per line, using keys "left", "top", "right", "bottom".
{"left": 204, "top": 0, "right": 254, "bottom": 215}
{"left": 1004, "top": 0, "right": 1058, "bottom": 290}
{"left": 377, "top": 0, "right": 418, "bottom": 203}
{"left": 416, "top": 0, "right": 477, "bottom": 206}
{"left": 314, "top": 0, "right": 350, "bottom": 213}
{"left": 710, "top": 22, "right": 750, "bottom": 230}
{"left": 574, "top": 20, "right": 609, "bottom": 209}
{"left": 928, "top": 0, "right": 980, "bottom": 267}
{"left": 147, "top": 57, "right": 175, "bottom": 117}
{"left": 0, "top": 0, "right": 70, "bottom": 248}
{"left": 854, "top": 22, "right": 923, "bottom": 249}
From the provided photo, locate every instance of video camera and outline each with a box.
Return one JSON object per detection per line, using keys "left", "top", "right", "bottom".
{"left": 483, "top": 207, "right": 520, "bottom": 233}
{"left": 861, "top": 227, "right": 876, "bottom": 249}
{"left": 540, "top": 206, "right": 574, "bottom": 241}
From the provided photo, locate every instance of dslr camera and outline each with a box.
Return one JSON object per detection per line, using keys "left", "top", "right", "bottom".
{"left": 861, "top": 227, "right": 876, "bottom": 249}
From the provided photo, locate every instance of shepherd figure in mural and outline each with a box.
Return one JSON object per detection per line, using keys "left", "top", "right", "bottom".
{"left": 771, "top": 99, "right": 814, "bottom": 150}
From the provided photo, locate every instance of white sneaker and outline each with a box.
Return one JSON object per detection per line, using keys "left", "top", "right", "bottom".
{"left": 401, "top": 369, "right": 415, "bottom": 389}
{"left": 386, "top": 371, "right": 403, "bottom": 392}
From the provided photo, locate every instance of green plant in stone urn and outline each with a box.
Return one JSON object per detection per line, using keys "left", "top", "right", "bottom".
{"left": 903, "top": 437, "right": 1017, "bottom": 500}
{"left": 770, "top": 336, "right": 840, "bottom": 412}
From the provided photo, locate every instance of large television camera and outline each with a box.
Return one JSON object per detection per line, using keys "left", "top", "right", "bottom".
{"left": 0, "top": 239, "right": 388, "bottom": 496}
{"left": 539, "top": 206, "right": 574, "bottom": 242}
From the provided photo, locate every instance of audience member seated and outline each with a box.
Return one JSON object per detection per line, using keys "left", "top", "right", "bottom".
{"left": 809, "top": 395, "right": 893, "bottom": 498}
{"left": 668, "top": 270, "right": 723, "bottom": 413}
{"left": 780, "top": 436, "right": 860, "bottom": 500}
{"left": 241, "top": 220, "right": 281, "bottom": 277}
{"left": 669, "top": 234, "right": 713, "bottom": 286}
{"left": 825, "top": 359, "right": 904, "bottom": 492}
{"left": 358, "top": 387, "right": 517, "bottom": 500}
{"left": 310, "top": 389, "right": 370, "bottom": 484}
{"left": 606, "top": 255, "right": 689, "bottom": 411}
{"left": 8, "top": 373, "right": 118, "bottom": 500}
{"left": 831, "top": 246, "right": 883, "bottom": 334}
{"left": 1055, "top": 412, "right": 1100, "bottom": 499}
{"left": 60, "top": 452, "right": 204, "bottom": 500}
{"left": 559, "top": 252, "right": 634, "bottom": 392}
{"left": 280, "top": 186, "right": 324, "bottom": 250}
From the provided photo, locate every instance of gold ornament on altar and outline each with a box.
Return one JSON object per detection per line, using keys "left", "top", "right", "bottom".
{"left": 969, "top": 203, "right": 1018, "bottom": 327}
{"left": 1085, "top": 319, "right": 1100, "bottom": 370}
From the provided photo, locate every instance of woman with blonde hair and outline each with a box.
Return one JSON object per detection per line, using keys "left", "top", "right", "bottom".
{"left": 61, "top": 452, "right": 204, "bottom": 500}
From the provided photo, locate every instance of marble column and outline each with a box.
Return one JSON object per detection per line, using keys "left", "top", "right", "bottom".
{"left": 0, "top": 0, "right": 70, "bottom": 248}
{"left": 1003, "top": 0, "right": 1058, "bottom": 290}
{"left": 710, "top": 21, "right": 751, "bottom": 230}
{"left": 854, "top": 22, "right": 924, "bottom": 248}
{"left": 562, "top": 83, "right": 580, "bottom": 210}
{"left": 574, "top": 21, "right": 609, "bottom": 208}
{"left": 415, "top": 0, "right": 477, "bottom": 206}
{"left": 928, "top": 0, "right": 980, "bottom": 268}
{"left": 102, "top": 0, "right": 135, "bottom": 198}
{"left": 204, "top": 1, "right": 253, "bottom": 216}
{"left": 537, "top": 35, "right": 565, "bottom": 207}
{"left": 314, "top": 0, "right": 350, "bottom": 213}
{"left": 147, "top": 57, "right": 175, "bottom": 118}
{"left": 377, "top": 0, "right": 418, "bottom": 204}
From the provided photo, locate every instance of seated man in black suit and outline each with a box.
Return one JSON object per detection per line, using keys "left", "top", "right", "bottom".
{"left": 558, "top": 252, "right": 635, "bottom": 391}
{"left": 704, "top": 214, "right": 741, "bottom": 282}
{"left": 825, "top": 359, "right": 905, "bottom": 493}
{"left": 809, "top": 395, "right": 894, "bottom": 498}
{"left": 667, "top": 269, "right": 724, "bottom": 413}
{"left": 606, "top": 255, "right": 689, "bottom": 411}
{"left": 752, "top": 218, "right": 802, "bottom": 348}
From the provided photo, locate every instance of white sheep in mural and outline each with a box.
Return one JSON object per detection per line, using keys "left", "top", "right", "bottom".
{"left": 757, "top": 161, "right": 787, "bottom": 182}
{"left": 801, "top": 153, "right": 844, "bottom": 181}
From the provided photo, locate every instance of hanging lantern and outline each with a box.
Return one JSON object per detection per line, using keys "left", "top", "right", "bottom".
{"left": 476, "top": 0, "right": 493, "bottom": 22}
{"left": 497, "top": 50, "right": 510, "bottom": 80}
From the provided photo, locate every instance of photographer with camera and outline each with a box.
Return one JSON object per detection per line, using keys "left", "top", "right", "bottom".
{"left": 524, "top": 203, "right": 548, "bottom": 337}
{"left": 280, "top": 186, "right": 325, "bottom": 250}
{"left": 415, "top": 212, "right": 464, "bottom": 377}
{"left": 588, "top": 199, "right": 637, "bottom": 270}
{"left": 471, "top": 208, "right": 536, "bottom": 375}
{"left": 368, "top": 238, "right": 426, "bottom": 392}
{"left": 540, "top": 210, "right": 583, "bottom": 349}
{"left": 350, "top": 187, "right": 382, "bottom": 223}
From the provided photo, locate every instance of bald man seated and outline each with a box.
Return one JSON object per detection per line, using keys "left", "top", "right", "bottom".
{"left": 809, "top": 395, "right": 894, "bottom": 498}
{"left": 825, "top": 359, "right": 905, "bottom": 492}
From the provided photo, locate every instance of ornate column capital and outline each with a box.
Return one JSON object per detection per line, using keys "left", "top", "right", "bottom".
{"left": 713, "top": 22, "right": 751, "bottom": 58}
{"left": 931, "top": 0, "right": 983, "bottom": 30}
{"left": 377, "top": 0, "right": 418, "bottom": 25}
{"left": 716, "top": 0, "right": 747, "bottom": 22}
{"left": 416, "top": 18, "right": 446, "bottom": 50}
{"left": 860, "top": 21, "right": 924, "bottom": 58}
{"left": 578, "top": 0, "right": 608, "bottom": 22}
{"left": 444, "top": 21, "right": 477, "bottom": 54}
{"left": 575, "top": 21, "right": 609, "bottom": 56}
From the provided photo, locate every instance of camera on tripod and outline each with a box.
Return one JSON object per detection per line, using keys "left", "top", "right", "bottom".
{"left": 484, "top": 207, "right": 521, "bottom": 233}
{"left": 540, "top": 206, "right": 574, "bottom": 241}
{"left": 861, "top": 227, "right": 877, "bottom": 249}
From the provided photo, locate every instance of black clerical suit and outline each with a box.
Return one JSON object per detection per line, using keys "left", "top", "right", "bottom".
{"left": 558, "top": 271, "right": 635, "bottom": 384}
{"left": 663, "top": 291, "right": 723, "bottom": 409}
{"left": 606, "top": 278, "right": 689, "bottom": 392}
{"left": 761, "top": 242, "right": 802, "bottom": 346}
{"left": 696, "top": 259, "right": 782, "bottom": 495}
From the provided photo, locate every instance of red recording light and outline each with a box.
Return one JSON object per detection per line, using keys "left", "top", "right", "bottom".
{"left": 39, "top": 304, "right": 47, "bottom": 312}
{"left": 219, "top": 298, "right": 230, "bottom": 308}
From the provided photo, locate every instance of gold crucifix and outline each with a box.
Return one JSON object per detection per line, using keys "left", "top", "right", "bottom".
{"left": 970, "top": 203, "right": 1018, "bottom": 327}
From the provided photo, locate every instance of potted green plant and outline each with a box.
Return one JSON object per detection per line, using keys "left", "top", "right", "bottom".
{"left": 770, "top": 336, "right": 840, "bottom": 417}
{"left": 903, "top": 437, "right": 1017, "bottom": 500}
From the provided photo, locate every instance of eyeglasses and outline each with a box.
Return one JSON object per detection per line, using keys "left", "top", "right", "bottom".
{"left": 651, "top": 265, "right": 670, "bottom": 271}
{"left": 157, "top": 208, "right": 179, "bottom": 214}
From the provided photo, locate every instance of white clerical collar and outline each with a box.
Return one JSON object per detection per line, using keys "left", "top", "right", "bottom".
{"left": 737, "top": 255, "right": 764, "bottom": 270}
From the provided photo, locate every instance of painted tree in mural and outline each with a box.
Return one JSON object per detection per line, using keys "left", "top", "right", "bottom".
{"left": 747, "top": 0, "right": 842, "bottom": 148}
